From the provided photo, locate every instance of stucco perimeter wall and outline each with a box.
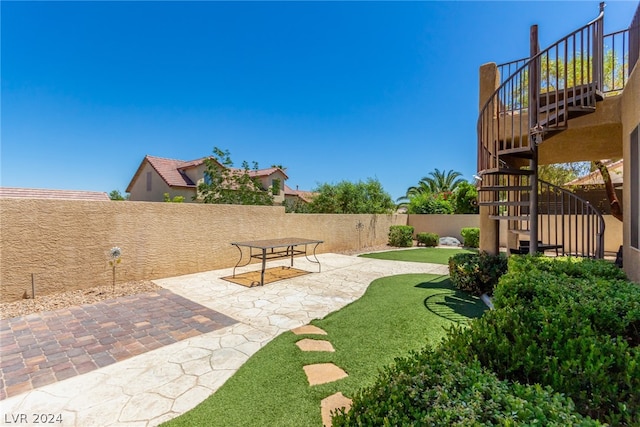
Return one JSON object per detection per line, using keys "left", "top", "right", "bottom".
{"left": 407, "top": 214, "right": 509, "bottom": 247}
{"left": 0, "top": 199, "right": 406, "bottom": 302}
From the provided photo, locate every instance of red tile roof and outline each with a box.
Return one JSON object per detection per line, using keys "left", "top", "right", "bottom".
{"left": 564, "top": 159, "right": 623, "bottom": 187}
{"left": 146, "top": 156, "right": 197, "bottom": 187}
{"left": 0, "top": 187, "right": 111, "bottom": 201}
{"left": 246, "top": 167, "right": 289, "bottom": 180}
{"left": 284, "top": 184, "right": 316, "bottom": 203}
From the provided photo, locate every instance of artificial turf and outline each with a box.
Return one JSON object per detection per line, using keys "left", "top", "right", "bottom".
{"left": 358, "top": 247, "right": 476, "bottom": 264}
{"left": 164, "top": 273, "right": 486, "bottom": 427}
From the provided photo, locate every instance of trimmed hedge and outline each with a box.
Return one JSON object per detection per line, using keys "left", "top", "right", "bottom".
{"left": 388, "top": 225, "right": 414, "bottom": 247}
{"left": 416, "top": 232, "right": 438, "bottom": 247}
{"left": 445, "top": 256, "right": 640, "bottom": 425}
{"left": 448, "top": 251, "right": 508, "bottom": 295}
{"left": 460, "top": 227, "right": 479, "bottom": 248}
{"left": 335, "top": 255, "right": 638, "bottom": 426}
{"left": 332, "top": 347, "right": 599, "bottom": 426}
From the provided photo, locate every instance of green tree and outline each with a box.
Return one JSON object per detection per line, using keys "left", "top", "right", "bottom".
{"left": 283, "top": 198, "right": 312, "bottom": 213}
{"left": 420, "top": 168, "right": 464, "bottom": 194}
{"left": 538, "top": 162, "right": 591, "bottom": 186}
{"left": 109, "top": 190, "right": 127, "bottom": 201}
{"left": 197, "top": 147, "right": 274, "bottom": 206}
{"left": 452, "top": 181, "right": 479, "bottom": 214}
{"left": 507, "top": 48, "right": 626, "bottom": 110}
{"left": 407, "top": 193, "right": 454, "bottom": 214}
{"left": 307, "top": 178, "right": 395, "bottom": 214}
{"left": 396, "top": 169, "right": 465, "bottom": 209}
{"left": 540, "top": 50, "right": 626, "bottom": 94}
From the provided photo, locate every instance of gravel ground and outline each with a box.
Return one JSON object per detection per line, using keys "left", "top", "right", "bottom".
{"left": 0, "top": 281, "right": 161, "bottom": 320}
{"left": 0, "top": 245, "right": 398, "bottom": 321}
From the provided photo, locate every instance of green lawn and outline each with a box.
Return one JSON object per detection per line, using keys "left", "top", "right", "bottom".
{"left": 164, "top": 274, "right": 486, "bottom": 427}
{"left": 359, "top": 247, "right": 477, "bottom": 264}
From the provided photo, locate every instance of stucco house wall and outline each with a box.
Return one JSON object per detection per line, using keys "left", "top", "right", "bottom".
{"left": 127, "top": 161, "right": 186, "bottom": 202}
{"left": 621, "top": 59, "right": 640, "bottom": 282}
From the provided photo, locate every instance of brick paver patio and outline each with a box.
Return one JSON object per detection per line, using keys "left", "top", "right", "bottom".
{"left": 0, "top": 289, "right": 236, "bottom": 399}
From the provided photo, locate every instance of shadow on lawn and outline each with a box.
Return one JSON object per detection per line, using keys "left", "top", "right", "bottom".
{"left": 416, "top": 276, "right": 487, "bottom": 323}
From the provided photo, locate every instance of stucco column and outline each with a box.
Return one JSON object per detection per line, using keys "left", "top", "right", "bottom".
{"left": 480, "top": 206, "right": 500, "bottom": 255}
{"left": 478, "top": 63, "right": 501, "bottom": 255}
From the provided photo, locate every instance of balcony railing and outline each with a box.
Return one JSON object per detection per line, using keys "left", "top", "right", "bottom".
{"left": 602, "top": 29, "right": 630, "bottom": 93}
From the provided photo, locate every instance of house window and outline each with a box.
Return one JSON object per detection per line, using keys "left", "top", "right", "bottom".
{"left": 146, "top": 172, "right": 152, "bottom": 192}
{"left": 631, "top": 125, "right": 639, "bottom": 249}
{"left": 204, "top": 172, "right": 212, "bottom": 185}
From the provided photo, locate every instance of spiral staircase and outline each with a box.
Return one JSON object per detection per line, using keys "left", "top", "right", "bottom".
{"left": 476, "top": 3, "right": 632, "bottom": 258}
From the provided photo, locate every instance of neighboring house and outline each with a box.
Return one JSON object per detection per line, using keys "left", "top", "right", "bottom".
{"left": 0, "top": 187, "right": 110, "bottom": 201}
{"left": 476, "top": 3, "right": 639, "bottom": 282}
{"left": 283, "top": 184, "right": 315, "bottom": 205}
{"left": 126, "top": 155, "right": 290, "bottom": 204}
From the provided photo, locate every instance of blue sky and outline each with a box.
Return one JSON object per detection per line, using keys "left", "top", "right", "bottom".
{"left": 1, "top": 1, "right": 637, "bottom": 200}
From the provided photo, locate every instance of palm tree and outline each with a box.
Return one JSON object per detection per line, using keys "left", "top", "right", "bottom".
{"left": 421, "top": 168, "right": 464, "bottom": 193}
{"left": 396, "top": 169, "right": 464, "bottom": 209}
{"left": 395, "top": 181, "right": 431, "bottom": 207}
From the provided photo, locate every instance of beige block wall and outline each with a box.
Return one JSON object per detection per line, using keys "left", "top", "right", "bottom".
{"left": 622, "top": 61, "right": 640, "bottom": 283}
{"left": 0, "top": 199, "right": 405, "bottom": 302}
{"left": 408, "top": 214, "right": 478, "bottom": 244}
{"left": 409, "top": 214, "right": 509, "bottom": 248}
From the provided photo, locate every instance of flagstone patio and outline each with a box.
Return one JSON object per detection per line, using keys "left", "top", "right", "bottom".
{"left": 0, "top": 253, "right": 448, "bottom": 426}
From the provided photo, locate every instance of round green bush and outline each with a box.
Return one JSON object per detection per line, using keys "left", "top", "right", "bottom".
{"left": 460, "top": 227, "right": 480, "bottom": 248}
{"left": 388, "top": 225, "right": 414, "bottom": 247}
{"left": 416, "top": 232, "right": 439, "bottom": 247}
{"left": 448, "top": 252, "right": 507, "bottom": 296}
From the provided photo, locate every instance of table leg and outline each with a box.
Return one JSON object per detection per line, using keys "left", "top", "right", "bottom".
{"left": 303, "top": 242, "right": 322, "bottom": 272}
{"left": 289, "top": 245, "right": 294, "bottom": 267}
{"left": 232, "top": 244, "right": 245, "bottom": 278}
{"left": 261, "top": 248, "right": 267, "bottom": 286}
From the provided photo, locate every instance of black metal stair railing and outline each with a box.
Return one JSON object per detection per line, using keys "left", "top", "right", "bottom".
{"left": 537, "top": 179, "right": 605, "bottom": 258}
{"left": 476, "top": 4, "right": 610, "bottom": 259}
{"left": 477, "top": 6, "right": 605, "bottom": 174}
{"left": 482, "top": 175, "right": 605, "bottom": 258}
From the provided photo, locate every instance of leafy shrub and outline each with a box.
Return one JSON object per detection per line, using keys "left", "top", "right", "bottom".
{"left": 332, "top": 347, "right": 598, "bottom": 426}
{"left": 163, "top": 193, "right": 185, "bottom": 203}
{"left": 388, "top": 225, "right": 414, "bottom": 247}
{"left": 448, "top": 252, "right": 508, "bottom": 295}
{"left": 460, "top": 227, "right": 479, "bottom": 247}
{"left": 445, "top": 256, "right": 640, "bottom": 425}
{"left": 407, "top": 193, "right": 454, "bottom": 214}
{"left": 416, "top": 232, "right": 438, "bottom": 247}
{"left": 506, "top": 255, "right": 627, "bottom": 281}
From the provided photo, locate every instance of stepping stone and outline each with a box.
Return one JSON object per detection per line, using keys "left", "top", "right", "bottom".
{"left": 292, "top": 325, "right": 327, "bottom": 335}
{"left": 303, "top": 363, "right": 347, "bottom": 386}
{"left": 321, "top": 392, "right": 353, "bottom": 427}
{"left": 296, "top": 338, "right": 335, "bottom": 352}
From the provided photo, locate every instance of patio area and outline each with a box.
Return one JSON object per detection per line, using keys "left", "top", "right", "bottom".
{"left": 0, "top": 253, "right": 449, "bottom": 427}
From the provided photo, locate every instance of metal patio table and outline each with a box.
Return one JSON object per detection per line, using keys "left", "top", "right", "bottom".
{"left": 230, "top": 237, "right": 323, "bottom": 286}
